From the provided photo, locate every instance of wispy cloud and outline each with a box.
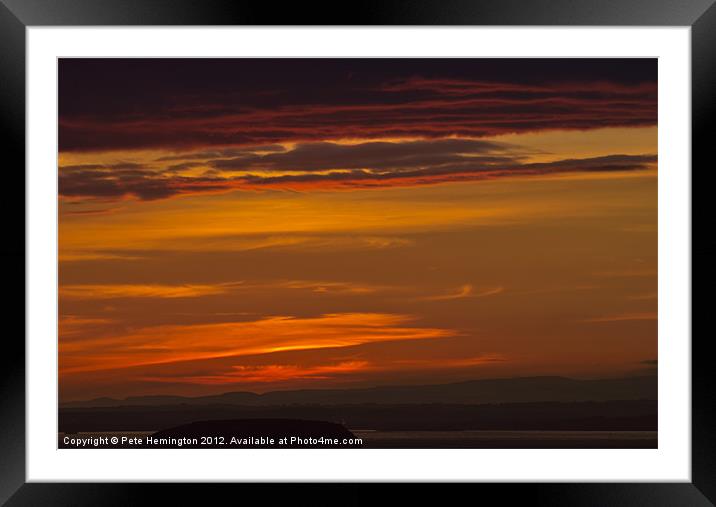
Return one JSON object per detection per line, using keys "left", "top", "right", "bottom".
{"left": 138, "top": 353, "right": 505, "bottom": 386}
{"left": 390, "top": 354, "right": 506, "bottom": 368}
{"left": 59, "top": 279, "right": 391, "bottom": 301}
{"left": 59, "top": 251, "right": 145, "bottom": 262}
{"left": 420, "top": 284, "right": 504, "bottom": 301}
{"left": 60, "top": 283, "right": 243, "bottom": 300}
{"left": 59, "top": 315, "right": 116, "bottom": 337}
{"left": 60, "top": 313, "right": 458, "bottom": 374}
{"left": 581, "top": 312, "right": 657, "bottom": 323}
{"left": 593, "top": 268, "right": 657, "bottom": 278}
{"left": 141, "top": 360, "right": 371, "bottom": 385}
{"left": 274, "top": 280, "right": 385, "bottom": 295}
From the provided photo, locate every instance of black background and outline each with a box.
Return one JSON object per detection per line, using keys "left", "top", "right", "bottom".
{"left": 1, "top": 0, "right": 714, "bottom": 505}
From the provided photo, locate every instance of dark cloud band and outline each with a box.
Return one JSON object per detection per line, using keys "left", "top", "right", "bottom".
{"left": 58, "top": 59, "right": 657, "bottom": 153}
{"left": 59, "top": 139, "right": 656, "bottom": 201}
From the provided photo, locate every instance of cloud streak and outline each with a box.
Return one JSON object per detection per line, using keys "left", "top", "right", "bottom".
{"left": 581, "top": 312, "right": 657, "bottom": 323}
{"left": 141, "top": 361, "right": 371, "bottom": 385}
{"left": 59, "top": 313, "right": 458, "bottom": 374}
{"left": 137, "top": 353, "right": 505, "bottom": 386}
{"left": 59, "top": 138, "right": 656, "bottom": 202}
{"left": 60, "top": 283, "right": 242, "bottom": 299}
{"left": 59, "top": 279, "right": 391, "bottom": 301}
{"left": 420, "top": 284, "right": 504, "bottom": 301}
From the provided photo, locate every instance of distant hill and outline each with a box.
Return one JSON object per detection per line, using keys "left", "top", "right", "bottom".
{"left": 59, "top": 400, "right": 657, "bottom": 433}
{"left": 61, "top": 375, "right": 656, "bottom": 408}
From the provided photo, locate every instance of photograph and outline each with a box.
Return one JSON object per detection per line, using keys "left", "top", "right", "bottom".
{"left": 57, "top": 57, "right": 658, "bottom": 450}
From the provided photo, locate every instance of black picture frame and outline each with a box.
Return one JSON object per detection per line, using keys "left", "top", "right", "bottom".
{"left": 1, "top": 0, "right": 712, "bottom": 504}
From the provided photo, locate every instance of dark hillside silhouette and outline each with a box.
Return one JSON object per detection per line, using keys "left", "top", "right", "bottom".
{"left": 61, "top": 375, "right": 657, "bottom": 408}
{"left": 59, "top": 400, "right": 657, "bottom": 433}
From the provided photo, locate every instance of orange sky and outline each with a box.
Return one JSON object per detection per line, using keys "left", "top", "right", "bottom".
{"left": 58, "top": 59, "right": 657, "bottom": 401}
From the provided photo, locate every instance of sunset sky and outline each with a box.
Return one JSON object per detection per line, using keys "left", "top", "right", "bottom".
{"left": 58, "top": 59, "right": 657, "bottom": 401}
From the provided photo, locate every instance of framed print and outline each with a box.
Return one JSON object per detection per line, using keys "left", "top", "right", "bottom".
{"left": 2, "top": 0, "right": 714, "bottom": 504}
